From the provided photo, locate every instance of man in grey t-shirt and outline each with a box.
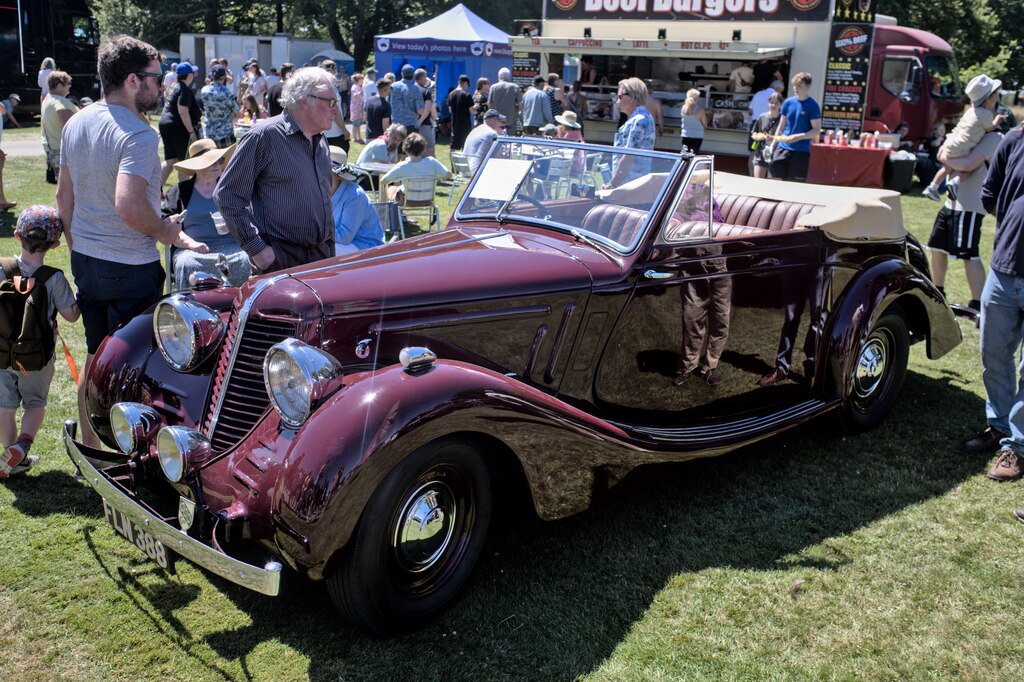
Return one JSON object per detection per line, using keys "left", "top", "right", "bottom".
{"left": 56, "top": 35, "right": 206, "bottom": 447}
{"left": 927, "top": 130, "right": 1001, "bottom": 314}
{"left": 487, "top": 68, "right": 522, "bottom": 135}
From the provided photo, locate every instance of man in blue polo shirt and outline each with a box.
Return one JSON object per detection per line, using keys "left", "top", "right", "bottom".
{"left": 389, "top": 64, "right": 425, "bottom": 133}
{"left": 770, "top": 72, "right": 821, "bottom": 182}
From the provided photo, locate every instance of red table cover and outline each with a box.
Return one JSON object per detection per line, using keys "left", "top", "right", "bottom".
{"left": 806, "top": 143, "right": 889, "bottom": 189}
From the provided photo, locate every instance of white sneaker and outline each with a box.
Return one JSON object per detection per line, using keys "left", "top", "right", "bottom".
{"left": 922, "top": 184, "right": 942, "bottom": 202}
{"left": 0, "top": 443, "right": 36, "bottom": 478}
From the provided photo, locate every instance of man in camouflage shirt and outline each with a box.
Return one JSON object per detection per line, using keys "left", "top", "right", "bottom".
{"left": 200, "top": 65, "right": 239, "bottom": 148}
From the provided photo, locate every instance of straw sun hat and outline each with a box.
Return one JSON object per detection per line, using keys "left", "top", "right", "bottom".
{"left": 555, "top": 111, "right": 581, "bottom": 128}
{"left": 173, "top": 139, "right": 236, "bottom": 175}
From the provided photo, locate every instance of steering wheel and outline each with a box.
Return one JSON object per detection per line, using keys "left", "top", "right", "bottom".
{"left": 515, "top": 195, "right": 553, "bottom": 221}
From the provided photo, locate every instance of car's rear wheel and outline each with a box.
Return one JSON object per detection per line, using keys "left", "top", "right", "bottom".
{"left": 838, "top": 306, "right": 909, "bottom": 432}
{"left": 328, "top": 438, "right": 493, "bottom": 635}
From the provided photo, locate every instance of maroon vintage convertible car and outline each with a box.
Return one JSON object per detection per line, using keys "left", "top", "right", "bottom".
{"left": 65, "top": 139, "right": 961, "bottom": 635}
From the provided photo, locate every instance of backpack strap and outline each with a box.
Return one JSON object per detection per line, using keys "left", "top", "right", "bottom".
{"left": 31, "top": 265, "right": 58, "bottom": 285}
{"left": 0, "top": 257, "right": 19, "bottom": 280}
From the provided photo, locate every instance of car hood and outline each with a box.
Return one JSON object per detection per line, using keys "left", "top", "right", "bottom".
{"left": 280, "top": 226, "right": 598, "bottom": 315}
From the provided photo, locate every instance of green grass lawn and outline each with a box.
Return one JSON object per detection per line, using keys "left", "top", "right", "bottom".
{"left": 1, "top": 148, "right": 1022, "bottom": 681}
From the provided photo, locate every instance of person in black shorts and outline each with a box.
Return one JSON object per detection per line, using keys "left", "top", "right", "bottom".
{"left": 927, "top": 130, "right": 1002, "bottom": 314}
{"left": 158, "top": 62, "right": 201, "bottom": 188}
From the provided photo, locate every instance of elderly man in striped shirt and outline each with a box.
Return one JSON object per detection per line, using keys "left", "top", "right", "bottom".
{"left": 215, "top": 67, "right": 340, "bottom": 272}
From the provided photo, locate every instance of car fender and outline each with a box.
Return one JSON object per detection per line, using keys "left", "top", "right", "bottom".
{"left": 269, "top": 360, "right": 640, "bottom": 579}
{"left": 826, "top": 257, "right": 961, "bottom": 399}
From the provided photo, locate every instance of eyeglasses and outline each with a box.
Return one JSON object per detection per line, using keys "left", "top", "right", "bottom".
{"left": 616, "top": 92, "right": 630, "bottom": 100}
{"left": 309, "top": 94, "right": 339, "bottom": 108}
{"left": 134, "top": 71, "right": 163, "bottom": 82}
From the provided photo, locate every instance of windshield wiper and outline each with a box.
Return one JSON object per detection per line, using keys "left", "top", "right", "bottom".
{"left": 495, "top": 160, "right": 536, "bottom": 225}
{"left": 571, "top": 228, "right": 619, "bottom": 262}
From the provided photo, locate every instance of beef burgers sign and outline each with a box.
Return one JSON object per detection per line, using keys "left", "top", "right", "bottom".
{"left": 548, "top": 0, "right": 832, "bottom": 21}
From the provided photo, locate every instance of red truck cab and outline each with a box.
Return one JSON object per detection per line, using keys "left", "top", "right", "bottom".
{"left": 864, "top": 23, "right": 964, "bottom": 141}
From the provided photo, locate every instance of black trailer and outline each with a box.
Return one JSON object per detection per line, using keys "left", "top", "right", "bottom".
{"left": 0, "top": 0, "right": 100, "bottom": 116}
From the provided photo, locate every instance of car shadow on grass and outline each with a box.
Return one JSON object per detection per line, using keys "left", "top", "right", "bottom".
{"left": 6, "top": 470, "right": 105, "bottom": 518}
{"left": 98, "top": 371, "right": 990, "bottom": 680}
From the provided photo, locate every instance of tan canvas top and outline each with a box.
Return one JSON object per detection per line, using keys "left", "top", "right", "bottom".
{"left": 596, "top": 168, "right": 907, "bottom": 242}
{"left": 713, "top": 172, "right": 907, "bottom": 242}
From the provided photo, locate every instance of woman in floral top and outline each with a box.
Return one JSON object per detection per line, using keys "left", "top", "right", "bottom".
{"left": 350, "top": 74, "right": 366, "bottom": 144}
{"left": 606, "top": 77, "right": 656, "bottom": 188}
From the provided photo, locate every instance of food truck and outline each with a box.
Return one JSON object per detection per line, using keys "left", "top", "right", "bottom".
{"left": 512, "top": 0, "right": 963, "bottom": 164}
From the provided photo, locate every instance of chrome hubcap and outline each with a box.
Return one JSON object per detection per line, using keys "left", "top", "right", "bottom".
{"left": 854, "top": 336, "right": 887, "bottom": 399}
{"left": 393, "top": 481, "right": 456, "bottom": 573}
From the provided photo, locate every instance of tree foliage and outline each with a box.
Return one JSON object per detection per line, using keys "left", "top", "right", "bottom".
{"left": 877, "top": 0, "right": 1020, "bottom": 85}
{"left": 87, "top": 0, "right": 1021, "bottom": 83}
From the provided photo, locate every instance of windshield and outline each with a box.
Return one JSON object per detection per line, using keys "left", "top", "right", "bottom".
{"left": 926, "top": 56, "right": 962, "bottom": 100}
{"left": 455, "top": 138, "right": 683, "bottom": 252}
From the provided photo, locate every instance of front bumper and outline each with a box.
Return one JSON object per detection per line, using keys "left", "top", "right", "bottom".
{"left": 63, "top": 420, "right": 282, "bottom": 596}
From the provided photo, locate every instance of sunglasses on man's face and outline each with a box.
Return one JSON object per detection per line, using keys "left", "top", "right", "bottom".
{"left": 134, "top": 72, "right": 163, "bottom": 82}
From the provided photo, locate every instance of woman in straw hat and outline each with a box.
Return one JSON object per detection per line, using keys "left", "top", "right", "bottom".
{"left": 161, "top": 138, "right": 252, "bottom": 287}
{"left": 555, "top": 111, "right": 585, "bottom": 172}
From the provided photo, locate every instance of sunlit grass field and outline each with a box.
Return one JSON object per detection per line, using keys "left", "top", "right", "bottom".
{"left": 1, "top": 140, "right": 1022, "bottom": 681}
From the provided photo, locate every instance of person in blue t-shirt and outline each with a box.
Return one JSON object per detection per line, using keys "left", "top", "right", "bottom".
{"left": 769, "top": 72, "right": 821, "bottom": 182}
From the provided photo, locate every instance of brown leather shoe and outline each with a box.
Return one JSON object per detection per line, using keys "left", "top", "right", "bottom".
{"left": 757, "top": 368, "right": 788, "bottom": 387}
{"left": 672, "top": 370, "right": 693, "bottom": 386}
{"left": 699, "top": 368, "right": 721, "bottom": 387}
{"left": 962, "top": 426, "right": 1008, "bottom": 454}
{"left": 986, "top": 449, "right": 1024, "bottom": 482}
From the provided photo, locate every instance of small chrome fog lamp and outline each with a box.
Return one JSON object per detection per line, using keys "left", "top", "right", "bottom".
{"left": 109, "top": 402, "right": 161, "bottom": 454}
{"left": 156, "top": 426, "right": 212, "bottom": 483}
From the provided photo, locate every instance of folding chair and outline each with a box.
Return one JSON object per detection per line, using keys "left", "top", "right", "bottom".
{"left": 372, "top": 201, "right": 405, "bottom": 242}
{"left": 448, "top": 151, "right": 475, "bottom": 205}
{"left": 532, "top": 154, "right": 573, "bottom": 200}
{"left": 395, "top": 176, "right": 440, "bottom": 230}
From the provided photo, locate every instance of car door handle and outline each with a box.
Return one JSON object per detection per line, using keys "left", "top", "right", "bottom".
{"left": 643, "top": 270, "right": 673, "bottom": 280}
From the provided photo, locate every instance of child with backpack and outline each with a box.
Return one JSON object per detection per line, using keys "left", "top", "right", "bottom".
{"left": 0, "top": 205, "right": 79, "bottom": 478}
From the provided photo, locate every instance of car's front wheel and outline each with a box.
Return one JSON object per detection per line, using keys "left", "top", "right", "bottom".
{"left": 838, "top": 305, "right": 909, "bottom": 432}
{"left": 328, "top": 438, "right": 493, "bottom": 636}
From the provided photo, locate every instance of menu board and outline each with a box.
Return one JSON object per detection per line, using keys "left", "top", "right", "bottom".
{"left": 512, "top": 51, "right": 542, "bottom": 89}
{"left": 820, "top": 23, "right": 874, "bottom": 134}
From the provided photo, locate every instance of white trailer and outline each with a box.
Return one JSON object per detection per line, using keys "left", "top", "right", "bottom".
{"left": 178, "top": 33, "right": 343, "bottom": 86}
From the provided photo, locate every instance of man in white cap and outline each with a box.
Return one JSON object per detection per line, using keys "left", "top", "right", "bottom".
{"left": 923, "top": 73, "right": 1005, "bottom": 201}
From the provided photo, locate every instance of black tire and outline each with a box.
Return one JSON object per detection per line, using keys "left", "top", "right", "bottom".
{"left": 328, "top": 438, "right": 493, "bottom": 636}
{"left": 838, "top": 306, "right": 910, "bottom": 432}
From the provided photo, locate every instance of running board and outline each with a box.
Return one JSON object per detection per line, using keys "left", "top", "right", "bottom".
{"left": 612, "top": 398, "right": 837, "bottom": 445}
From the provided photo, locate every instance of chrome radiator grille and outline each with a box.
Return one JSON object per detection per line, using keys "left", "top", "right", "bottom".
{"left": 206, "top": 316, "right": 297, "bottom": 451}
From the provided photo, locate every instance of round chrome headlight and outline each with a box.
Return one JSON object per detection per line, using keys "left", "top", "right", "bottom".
{"left": 153, "top": 295, "right": 226, "bottom": 372}
{"left": 109, "top": 402, "right": 161, "bottom": 454}
{"left": 156, "top": 426, "right": 211, "bottom": 483}
{"left": 264, "top": 338, "right": 344, "bottom": 428}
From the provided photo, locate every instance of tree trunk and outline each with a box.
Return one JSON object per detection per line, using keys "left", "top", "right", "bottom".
{"left": 203, "top": 1, "right": 220, "bottom": 34}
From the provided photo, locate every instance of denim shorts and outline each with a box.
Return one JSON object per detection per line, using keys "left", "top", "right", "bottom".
{"left": 0, "top": 360, "right": 55, "bottom": 409}
{"left": 71, "top": 252, "right": 164, "bottom": 354}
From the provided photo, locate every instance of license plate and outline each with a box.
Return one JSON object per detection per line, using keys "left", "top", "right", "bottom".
{"left": 102, "top": 499, "right": 173, "bottom": 570}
